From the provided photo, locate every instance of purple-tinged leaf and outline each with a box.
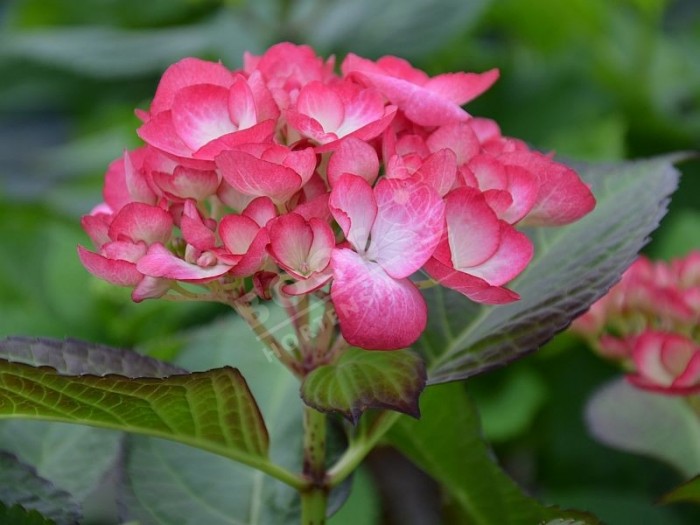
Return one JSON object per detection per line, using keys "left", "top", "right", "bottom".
{"left": 301, "top": 348, "right": 426, "bottom": 423}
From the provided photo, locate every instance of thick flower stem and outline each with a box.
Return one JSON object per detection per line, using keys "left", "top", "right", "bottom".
{"left": 301, "top": 405, "right": 329, "bottom": 525}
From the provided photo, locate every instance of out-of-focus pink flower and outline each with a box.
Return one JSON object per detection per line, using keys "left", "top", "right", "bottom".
{"left": 627, "top": 331, "right": 700, "bottom": 395}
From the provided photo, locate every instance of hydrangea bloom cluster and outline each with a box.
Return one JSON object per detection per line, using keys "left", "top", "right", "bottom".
{"left": 79, "top": 43, "right": 595, "bottom": 352}
{"left": 574, "top": 252, "right": 700, "bottom": 394}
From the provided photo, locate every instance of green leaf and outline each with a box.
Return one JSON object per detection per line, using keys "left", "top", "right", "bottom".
{"left": 0, "top": 451, "right": 80, "bottom": 525}
{"left": 301, "top": 348, "right": 426, "bottom": 423}
{"left": 119, "top": 311, "right": 304, "bottom": 524}
{"left": 389, "top": 383, "right": 600, "bottom": 524}
{"left": 0, "top": 360, "right": 270, "bottom": 466}
{"left": 0, "top": 502, "right": 54, "bottom": 525}
{"left": 585, "top": 378, "right": 700, "bottom": 477}
{"left": 659, "top": 476, "right": 700, "bottom": 505}
{"left": 421, "top": 155, "right": 682, "bottom": 384}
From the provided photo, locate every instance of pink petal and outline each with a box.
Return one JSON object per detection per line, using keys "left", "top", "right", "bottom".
{"left": 367, "top": 178, "right": 445, "bottom": 279}
{"left": 413, "top": 149, "right": 457, "bottom": 196}
{"left": 674, "top": 352, "right": 700, "bottom": 389}
{"left": 327, "top": 136, "right": 379, "bottom": 187}
{"left": 242, "top": 196, "right": 277, "bottom": 227}
{"left": 307, "top": 218, "right": 335, "bottom": 272}
{"left": 463, "top": 222, "right": 533, "bottom": 286}
{"left": 329, "top": 174, "right": 377, "bottom": 252}
{"left": 227, "top": 76, "right": 258, "bottom": 130}
{"left": 500, "top": 151, "right": 596, "bottom": 226}
{"left": 216, "top": 149, "right": 307, "bottom": 203}
{"left": 77, "top": 245, "right": 143, "bottom": 287}
{"left": 219, "top": 214, "right": 260, "bottom": 255}
{"left": 181, "top": 201, "right": 216, "bottom": 250}
{"left": 229, "top": 228, "right": 271, "bottom": 277}
{"left": 132, "top": 276, "right": 171, "bottom": 302}
{"left": 268, "top": 213, "right": 314, "bottom": 278}
{"left": 171, "top": 84, "right": 237, "bottom": 152}
{"left": 423, "top": 257, "right": 519, "bottom": 304}
{"left": 137, "top": 111, "right": 194, "bottom": 158}
{"left": 81, "top": 214, "right": 111, "bottom": 249}
{"left": 136, "top": 243, "right": 230, "bottom": 280}
{"left": 427, "top": 123, "right": 480, "bottom": 165}
{"left": 500, "top": 165, "right": 538, "bottom": 224}
{"left": 331, "top": 248, "right": 427, "bottom": 350}
{"left": 192, "top": 119, "right": 276, "bottom": 160}
{"left": 631, "top": 332, "right": 675, "bottom": 387}
{"left": 152, "top": 166, "right": 219, "bottom": 201}
{"left": 149, "top": 58, "right": 234, "bottom": 115}
{"left": 282, "top": 271, "right": 332, "bottom": 295}
{"left": 296, "top": 81, "right": 345, "bottom": 133}
{"left": 108, "top": 202, "right": 173, "bottom": 245}
{"left": 442, "top": 187, "right": 500, "bottom": 269}
{"left": 101, "top": 240, "right": 147, "bottom": 263}
{"left": 424, "top": 69, "right": 499, "bottom": 105}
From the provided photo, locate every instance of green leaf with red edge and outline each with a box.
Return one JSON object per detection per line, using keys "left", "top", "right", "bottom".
{"left": 388, "top": 383, "right": 601, "bottom": 525}
{"left": 0, "top": 451, "right": 80, "bottom": 525}
{"left": 659, "top": 475, "right": 700, "bottom": 506}
{"left": 301, "top": 347, "right": 426, "bottom": 423}
{"left": 0, "top": 359, "right": 270, "bottom": 468}
{"left": 419, "top": 155, "right": 684, "bottom": 384}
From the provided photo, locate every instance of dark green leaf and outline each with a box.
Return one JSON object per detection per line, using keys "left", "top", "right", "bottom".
{"left": 0, "top": 451, "right": 80, "bottom": 525}
{"left": 659, "top": 476, "right": 700, "bottom": 506}
{"left": 0, "top": 502, "right": 54, "bottom": 525}
{"left": 0, "top": 360, "right": 270, "bottom": 465}
{"left": 421, "top": 155, "right": 682, "bottom": 384}
{"left": 389, "top": 383, "right": 600, "bottom": 524}
{"left": 301, "top": 348, "right": 426, "bottom": 423}
{"left": 585, "top": 378, "right": 700, "bottom": 477}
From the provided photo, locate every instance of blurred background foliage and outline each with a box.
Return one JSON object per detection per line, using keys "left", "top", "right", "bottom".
{"left": 0, "top": 0, "right": 699, "bottom": 523}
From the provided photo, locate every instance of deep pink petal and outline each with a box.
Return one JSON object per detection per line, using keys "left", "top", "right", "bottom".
{"left": 229, "top": 228, "right": 270, "bottom": 277}
{"left": 413, "top": 149, "right": 457, "bottom": 196}
{"left": 77, "top": 245, "right": 142, "bottom": 287}
{"left": 227, "top": 76, "right": 258, "bottom": 130}
{"left": 464, "top": 222, "right": 533, "bottom": 286}
{"left": 81, "top": 214, "right": 112, "bottom": 249}
{"left": 424, "top": 69, "right": 499, "bottom": 105}
{"left": 108, "top": 202, "right": 173, "bottom": 245}
{"left": 136, "top": 243, "right": 230, "bottom": 280}
{"left": 242, "top": 196, "right": 277, "bottom": 227}
{"left": 367, "top": 178, "right": 445, "bottom": 279}
{"left": 424, "top": 257, "right": 519, "bottom": 304}
{"left": 137, "top": 111, "right": 193, "bottom": 158}
{"left": 331, "top": 248, "right": 427, "bottom": 350}
{"left": 181, "top": 201, "right": 216, "bottom": 250}
{"left": 329, "top": 174, "right": 377, "bottom": 252}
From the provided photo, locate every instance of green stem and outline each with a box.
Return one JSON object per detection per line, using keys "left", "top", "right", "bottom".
{"left": 301, "top": 405, "right": 328, "bottom": 525}
{"left": 327, "top": 410, "right": 402, "bottom": 488}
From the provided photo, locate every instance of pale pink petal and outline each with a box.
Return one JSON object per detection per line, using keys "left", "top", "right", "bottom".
{"left": 293, "top": 193, "right": 331, "bottom": 222}
{"left": 245, "top": 70, "right": 280, "bottom": 122}
{"left": 327, "top": 136, "right": 379, "bottom": 187}
{"left": 367, "top": 178, "right": 445, "bottom": 279}
{"left": 331, "top": 248, "right": 427, "bottom": 350}
{"left": 77, "top": 246, "right": 142, "bottom": 286}
{"left": 424, "top": 257, "right": 519, "bottom": 304}
{"left": 229, "top": 228, "right": 270, "bottom": 277}
{"left": 500, "top": 165, "right": 538, "bottom": 224}
{"left": 81, "top": 214, "right": 111, "bottom": 249}
{"left": 307, "top": 218, "right": 335, "bottom": 272}
{"left": 217, "top": 181, "right": 256, "bottom": 212}
{"left": 329, "top": 174, "right": 377, "bottom": 252}
{"left": 192, "top": 120, "right": 276, "bottom": 160}
{"left": 413, "top": 149, "right": 457, "bottom": 196}
{"left": 136, "top": 243, "right": 230, "bottom": 280}
{"left": 316, "top": 106, "right": 396, "bottom": 152}
{"left": 101, "top": 240, "right": 147, "bottom": 263}
{"left": 268, "top": 213, "right": 314, "bottom": 278}
{"left": 296, "top": 81, "right": 345, "bottom": 132}
{"left": 108, "top": 202, "right": 173, "bottom": 245}
{"left": 149, "top": 58, "right": 234, "bottom": 115}
{"left": 171, "top": 84, "right": 237, "bottom": 152}
{"left": 285, "top": 109, "right": 335, "bottom": 144}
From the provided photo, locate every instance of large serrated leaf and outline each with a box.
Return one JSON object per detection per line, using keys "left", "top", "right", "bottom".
{"left": 301, "top": 348, "right": 426, "bottom": 423}
{"left": 0, "top": 360, "right": 270, "bottom": 466}
{"left": 0, "top": 451, "right": 80, "bottom": 525}
{"left": 389, "top": 383, "right": 601, "bottom": 525}
{"left": 421, "top": 156, "right": 682, "bottom": 384}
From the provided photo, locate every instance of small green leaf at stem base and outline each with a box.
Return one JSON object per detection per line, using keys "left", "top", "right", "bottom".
{"left": 0, "top": 359, "right": 270, "bottom": 466}
{"left": 659, "top": 475, "right": 700, "bottom": 506}
{"left": 300, "top": 348, "right": 426, "bottom": 424}
{"left": 0, "top": 502, "right": 54, "bottom": 525}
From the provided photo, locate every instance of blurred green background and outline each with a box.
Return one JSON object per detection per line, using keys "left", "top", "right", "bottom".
{"left": 0, "top": 0, "right": 699, "bottom": 523}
